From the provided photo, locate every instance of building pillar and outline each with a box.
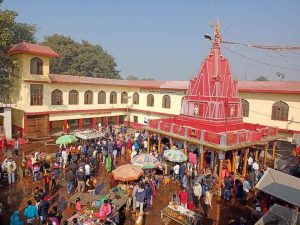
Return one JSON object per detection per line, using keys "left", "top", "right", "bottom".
{"left": 232, "top": 150, "right": 237, "bottom": 174}
{"left": 92, "top": 118, "right": 97, "bottom": 129}
{"left": 264, "top": 144, "right": 268, "bottom": 166}
{"left": 23, "top": 115, "right": 27, "bottom": 136}
{"left": 242, "top": 148, "right": 249, "bottom": 177}
{"left": 199, "top": 152, "right": 204, "bottom": 171}
{"left": 116, "top": 115, "right": 120, "bottom": 125}
{"left": 218, "top": 159, "right": 223, "bottom": 184}
{"left": 79, "top": 119, "right": 83, "bottom": 130}
{"left": 158, "top": 135, "right": 161, "bottom": 154}
{"left": 147, "top": 133, "right": 150, "bottom": 153}
{"left": 272, "top": 141, "right": 276, "bottom": 161}
{"left": 104, "top": 117, "right": 109, "bottom": 129}
{"left": 63, "top": 120, "right": 68, "bottom": 134}
{"left": 48, "top": 118, "right": 51, "bottom": 136}
{"left": 255, "top": 148, "right": 259, "bottom": 162}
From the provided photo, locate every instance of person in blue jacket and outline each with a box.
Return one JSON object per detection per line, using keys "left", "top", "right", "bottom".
{"left": 24, "top": 200, "right": 38, "bottom": 224}
{"left": 10, "top": 210, "right": 23, "bottom": 225}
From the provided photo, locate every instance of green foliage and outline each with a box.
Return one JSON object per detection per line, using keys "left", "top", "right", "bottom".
{"left": 255, "top": 76, "right": 269, "bottom": 81}
{"left": 126, "top": 75, "right": 139, "bottom": 80}
{"left": 42, "top": 34, "right": 121, "bottom": 79}
{"left": 0, "top": 5, "right": 37, "bottom": 102}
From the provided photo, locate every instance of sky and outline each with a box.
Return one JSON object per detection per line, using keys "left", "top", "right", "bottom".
{"left": 2, "top": 0, "right": 300, "bottom": 81}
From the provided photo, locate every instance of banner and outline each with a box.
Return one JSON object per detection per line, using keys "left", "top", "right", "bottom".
{"left": 189, "top": 152, "right": 197, "bottom": 165}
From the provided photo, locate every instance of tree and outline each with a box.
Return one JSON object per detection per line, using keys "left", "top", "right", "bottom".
{"left": 42, "top": 35, "right": 121, "bottom": 79}
{"left": 255, "top": 76, "right": 269, "bottom": 81}
{"left": 126, "top": 75, "right": 139, "bottom": 80}
{"left": 0, "top": 2, "right": 37, "bottom": 102}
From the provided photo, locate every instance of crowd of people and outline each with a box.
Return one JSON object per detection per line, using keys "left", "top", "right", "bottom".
{"left": 0, "top": 124, "right": 297, "bottom": 225}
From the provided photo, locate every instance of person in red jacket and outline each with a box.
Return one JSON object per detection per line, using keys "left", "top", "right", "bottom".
{"left": 178, "top": 186, "right": 188, "bottom": 209}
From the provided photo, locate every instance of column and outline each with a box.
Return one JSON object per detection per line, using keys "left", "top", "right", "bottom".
{"left": 255, "top": 148, "right": 259, "bottom": 162}
{"left": 242, "top": 148, "right": 249, "bottom": 177}
{"left": 105, "top": 117, "right": 109, "bottom": 127}
{"left": 264, "top": 144, "right": 268, "bottom": 166}
{"left": 199, "top": 152, "right": 204, "bottom": 171}
{"left": 147, "top": 133, "right": 150, "bottom": 153}
{"left": 218, "top": 159, "right": 223, "bottom": 184}
{"left": 158, "top": 135, "right": 161, "bottom": 154}
{"left": 23, "top": 115, "right": 27, "bottom": 136}
{"left": 92, "top": 117, "right": 97, "bottom": 129}
{"left": 79, "top": 118, "right": 83, "bottom": 130}
{"left": 116, "top": 115, "right": 120, "bottom": 125}
{"left": 63, "top": 120, "right": 68, "bottom": 134}
{"left": 232, "top": 151, "right": 236, "bottom": 175}
{"left": 272, "top": 141, "right": 276, "bottom": 161}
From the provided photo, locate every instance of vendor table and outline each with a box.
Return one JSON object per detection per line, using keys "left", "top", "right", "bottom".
{"left": 67, "top": 193, "right": 100, "bottom": 206}
{"left": 160, "top": 204, "right": 202, "bottom": 225}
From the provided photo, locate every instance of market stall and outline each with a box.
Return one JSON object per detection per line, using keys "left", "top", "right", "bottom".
{"left": 160, "top": 202, "right": 202, "bottom": 225}
{"left": 67, "top": 186, "right": 130, "bottom": 225}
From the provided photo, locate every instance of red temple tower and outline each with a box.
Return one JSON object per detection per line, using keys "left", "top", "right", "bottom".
{"left": 147, "top": 23, "right": 278, "bottom": 150}
{"left": 180, "top": 23, "right": 244, "bottom": 133}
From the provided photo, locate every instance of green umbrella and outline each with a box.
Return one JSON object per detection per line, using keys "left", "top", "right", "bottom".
{"left": 55, "top": 135, "right": 76, "bottom": 145}
{"left": 163, "top": 149, "right": 187, "bottom": 163}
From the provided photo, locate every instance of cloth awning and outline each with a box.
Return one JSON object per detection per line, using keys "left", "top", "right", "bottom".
{"left": 254, "top": 204, "right": 299, "bottom": 225}
{"left": 255, "top": 168, "right": 300, "bottom": 207}
{"left": 74, "top": 130, "right": 104, "bottom": 140}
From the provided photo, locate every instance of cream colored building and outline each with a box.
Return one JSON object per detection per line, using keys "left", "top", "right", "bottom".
{"left": 7, "top": 42, "right": 300, "bottom": 140}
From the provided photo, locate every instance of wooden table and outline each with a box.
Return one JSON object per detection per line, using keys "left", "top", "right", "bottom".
{"left": 67, "top": 193, "right": 99, "bottom": 206}
{"left": 160, "top": 205, "right": 202, "bottom": 225}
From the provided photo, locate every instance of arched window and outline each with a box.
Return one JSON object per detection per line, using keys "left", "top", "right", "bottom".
{"left": 69, "top": 90, "right": 79, "bottom": 105}
{"left": 241, "top": 99, "right": 249, "bottom": 117}
{"left": 51, "top": 89, "right": 63, "bottom": 105}
{"left": 84, "top": 90, "right": 93, "bottom": 104}
{"left": 162, "top": 95, "right": 171, "bottom": 108}
{"left": 121, "top": 92, "right": 128, "bottom": 104}
{"left": 147, "top": 94, "right": 154, "bottom": 107}
{"left": 133, "top": 92, "right": 139, "bottom": 105}
{"left": 272, "top": 101, "right": 289, "bottom": 121}
{"left": 110, "top": 91, "right": 117, "bottom": 104}
{"left": 30, "top": 57, "right": 43, "bottom": 75}
{"left": 98, "top": 91, "right": 106, "bottom": 104}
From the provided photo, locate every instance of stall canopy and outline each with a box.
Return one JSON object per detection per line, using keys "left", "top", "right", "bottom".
{"left": 254, "top": 204, "right": 300, "bottom": 225}
{"left": 255, "top": 168, "right": 300, "bottom": 207}
{"left": 74, "top": 130, "right": 104, "bottom": 140}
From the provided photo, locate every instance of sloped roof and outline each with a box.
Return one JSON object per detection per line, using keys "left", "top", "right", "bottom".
{"left": 48, "top": 74, "right": 300, "bottom": 93}
{"left": 254, "top": 204, "right": 299, "bottom": 225}
{"left": 49, "top": 74, "right": 188, "bottom": 90}
{"left": 255, "top": 168, "right": 300, "bottom": 207}
{"left": 237, "top": 81, "right": 300, "bottom": 94}
{"left": 8, "top": 42, "right": 59, "bottom": 58}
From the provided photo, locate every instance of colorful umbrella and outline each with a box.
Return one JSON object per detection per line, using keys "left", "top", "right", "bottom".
{"left": 131, "top": 154, "right": 161, "bottom": 169}
{"left": 55, "top": 135, "right": 76, "bottom": 145}
{"left": 112, "top": 164, "right": 144, "bottom": 182}
{"left": 163, "top": 149, "right": 187, "bottom": 163}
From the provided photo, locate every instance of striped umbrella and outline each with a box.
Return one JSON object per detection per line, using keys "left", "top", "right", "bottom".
{"left": 131, "top": 154, "right": 161, "bottom": 169}
{"left": 112, "top": 164, "right": 144, "bottom": 182}
{"left": 163, "top": 149, "right": 187, "bottom": 163}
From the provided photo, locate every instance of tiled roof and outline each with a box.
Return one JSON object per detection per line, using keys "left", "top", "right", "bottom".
{"left": 8, "top": 42, "right": 59, "bottom": 58}
{"left": 237, "top": 81, "right": 300, "bottom": 94}
{"left": 49, "top": 74, "right": 188, "bottom": 90}
{"left": 49, "top": 74, "right": 300, "bottom": 93}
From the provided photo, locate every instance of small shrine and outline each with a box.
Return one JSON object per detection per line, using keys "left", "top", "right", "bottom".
{"left": 146, "top": 23, "right": 279, "bottom": 182}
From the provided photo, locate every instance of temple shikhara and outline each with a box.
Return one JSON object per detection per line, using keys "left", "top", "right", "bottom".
{"left": 146, "top": 24, "right": 279, "bottom": 180}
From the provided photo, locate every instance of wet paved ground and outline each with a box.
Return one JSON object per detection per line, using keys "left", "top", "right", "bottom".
{"left": 0, "top": 141, "right": 253, "bottom": 225}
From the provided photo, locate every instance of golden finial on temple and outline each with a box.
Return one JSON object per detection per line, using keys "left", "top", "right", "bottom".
{"left": 214, "top": 21, "right": 221, "bottom": 44}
